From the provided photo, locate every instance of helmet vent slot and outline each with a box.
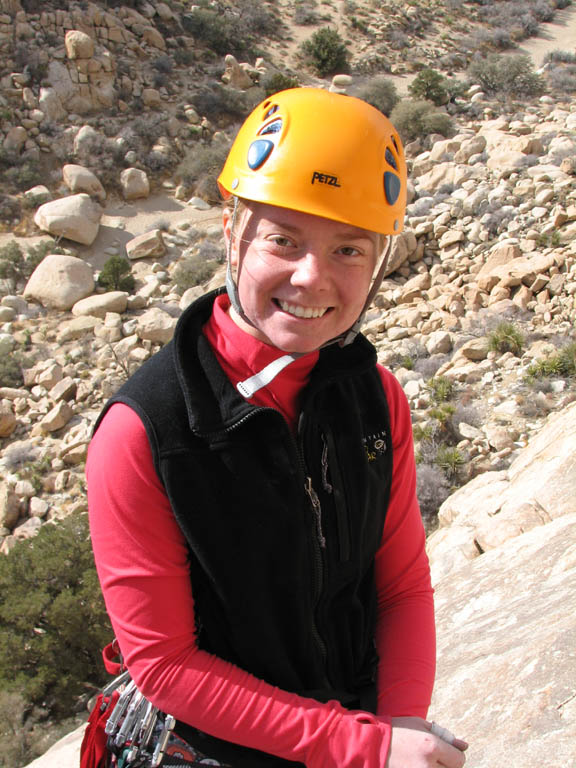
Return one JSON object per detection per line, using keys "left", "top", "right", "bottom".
{"left": 259, "top": 118, "right": 283, "bottom": 135}
{"left": 384, "top": 171, "right": 401, "bottom": 205}
{"left": 385, "top": 147, "right": 398, "bottom": 171}
{"left": 264, "top": 104, "right": 279, "bottom": 119}
{"left": 247, "top": 139, "right": 274, "bottom": 170}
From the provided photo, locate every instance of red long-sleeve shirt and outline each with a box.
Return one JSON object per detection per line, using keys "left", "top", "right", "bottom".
{"left": 87, "top": 294, "right": 435, "bottom": 767}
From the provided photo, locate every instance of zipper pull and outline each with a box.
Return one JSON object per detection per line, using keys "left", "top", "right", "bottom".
{"left": 321, "top": 433, "right": 333, "bottom": 494}
{"left": 306, "top": 476, "right": 326, "bottom": 548}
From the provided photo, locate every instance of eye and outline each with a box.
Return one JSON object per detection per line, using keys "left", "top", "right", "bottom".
{"left": 265, "top": 234, "right": 295, "bottom": 250}
{"left": 337, "top": 245, "right": 362, "bottom": 258}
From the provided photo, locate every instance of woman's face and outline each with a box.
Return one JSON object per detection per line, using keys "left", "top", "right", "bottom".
{"left": 223, "top": 201, "right": 380, "bottom": 354}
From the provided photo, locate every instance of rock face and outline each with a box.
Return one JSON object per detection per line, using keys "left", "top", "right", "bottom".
{"left": 33, "top": 194, "right": 102, "bottom": 245}
{"left": 427, "top": 402, "right": 576, "bottom": 583}
{"left": 431, "top": 513, "right": 576, "bottom": 768}
{"left": 24, "top": 254, "right": 94, "bottom": 310}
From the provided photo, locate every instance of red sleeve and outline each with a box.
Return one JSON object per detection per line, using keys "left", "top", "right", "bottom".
{"left": 87, "top": 403, "right": 392, "bottom": 768}
{"left": 374, "top": 366, "right": 436, "bottom": 718}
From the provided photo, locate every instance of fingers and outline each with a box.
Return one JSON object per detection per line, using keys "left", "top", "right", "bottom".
{"left": 428, "top": 720, "right": 468, "bottom": 751}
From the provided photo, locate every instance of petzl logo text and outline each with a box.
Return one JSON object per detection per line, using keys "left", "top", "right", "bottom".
{"left": 311, "top": 171, "right": 341, "bottom": 187}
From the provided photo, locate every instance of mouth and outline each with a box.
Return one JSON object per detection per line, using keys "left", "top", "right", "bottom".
{"left": 275, "top": 299, "right": 331, "bottom": 319}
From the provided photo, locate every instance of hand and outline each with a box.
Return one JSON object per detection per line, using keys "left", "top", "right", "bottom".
{"left": 386, "top": 717, "right": 468, "bottom": 768}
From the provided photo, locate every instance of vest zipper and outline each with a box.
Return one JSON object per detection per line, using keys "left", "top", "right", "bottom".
{"left": 297, "top": 412, "right": 329, "bottom": 678}
{"left": 217, "top": 407, "right": 330, "bottom": 678}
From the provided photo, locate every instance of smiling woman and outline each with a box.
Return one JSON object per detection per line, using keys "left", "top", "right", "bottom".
{"left": 86, "top": 88, "right": 467, "bottom": 768}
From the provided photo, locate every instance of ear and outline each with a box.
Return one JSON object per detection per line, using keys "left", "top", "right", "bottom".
{"left": 222, "top": 206, "right": 238, "bottom": 266}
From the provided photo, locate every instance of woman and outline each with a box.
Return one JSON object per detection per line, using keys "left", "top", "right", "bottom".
{"left": 87, "top": 88, "right": 467, "bottom": 767}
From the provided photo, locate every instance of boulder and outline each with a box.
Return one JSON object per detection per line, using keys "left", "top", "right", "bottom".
{"left": 72, "top": 292, "right": 128, "bottom": 318}
{"left": 431, "top": 514, "right": 576, "bottom": 768}
{"left": 62, "top": 164, "right": 106, "bottom": 201}
{"left": 136, "top": 307, "right": 177, "bottom": 344}
{"left": 126, "top": 229, "right": 166, "bottom": 260}
{"left": 34, "top": 194, "right": 102, "bottom": 245}
{"left": 3, "top": 126, "right": 27, "bottom": 153}
{"left": 120, "top": 168, "right": 150, "bottom": 201}
{"left": 0, "top": 402, "right": 16, "bottom": 437}
{"left": 24, "top": 255, "right": 94, "bottom": 311}
{"left": 64, "top": 30, "right": 95, "bottom": 60}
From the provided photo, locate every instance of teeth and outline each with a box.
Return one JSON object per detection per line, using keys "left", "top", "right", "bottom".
{"left": 279, "top": 301, "right": 328, "bottom": 319}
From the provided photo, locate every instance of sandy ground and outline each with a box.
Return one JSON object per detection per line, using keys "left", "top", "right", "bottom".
{"left": 508, "top": 4, "right": 576, "bottom": 67}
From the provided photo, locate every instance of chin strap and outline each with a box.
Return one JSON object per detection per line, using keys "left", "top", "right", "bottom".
{"left": 226, "top": 196, "right": 258, "bottom": 330}
{"left": 226, "top": 196, "right": 393, "bottom": 397}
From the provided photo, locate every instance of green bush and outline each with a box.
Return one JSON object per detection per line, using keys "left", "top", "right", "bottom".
{"left": 300, "top": 28, "right": 350, "bottom": 77}
{"left": 426, "top": 376, "right": 454, "bottom": 404}
{"left": 98, "top": 255, "right": 135, "bottom": 292}
{"left": 0, "top": 513, "right": 112, "bottom": 719}
{"left": 409, "top": 68, "right": 450, "bottom": 106}
{"left": 389, "top": 100, "right": 453, "bottom": 142}
{"left": 467, "top": 54, "right": 545, "bottom": 97}
{"left": 435, "top": 445, "right": 465, "bottom": 478}
{"left": 526, "top": 342, "right": 576, "bottom": 380}
{"left": 357, "top": 77, "right": 400, "bottom": 116}
{"left": 488, "top": 321, "right": 525, "bottom": 356}
{"left": 262, "top": 72, "right": 300, "bottom": 97}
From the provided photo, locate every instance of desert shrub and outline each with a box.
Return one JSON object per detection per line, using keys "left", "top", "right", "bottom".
{"left": 467, "top": 54, "right": 545, "bottom": 97}
{"left": 357, "top": 77, "right": 400, "bottom": 116}
{"left": 191, "top": 85, "right": 251, "bottom": 122}
{"left": 152, "top": 55, "right": 174, "bottom": 74}
{"left": 547, "top": 63, "right": 576, "bottom": 92}
{"left": 237, "top": 0, "right": 278, "bottom": 36}
{"left": 0, "top": 354, "right": 25, "bottom": 388}
{"left": 488, "top": 321, "right": 525, "bottom": 356}
{"left": 416, "top": 463, "right": 450, "bottom": 524}
{"left": 389, "top": 100, "right": 453, "bottom": 142}
{"left": 182, "top": 8, "right": 249, "bottom": 57}
{"left": 435, "top": 445, "right": 465, "bottom": 479}
{"left": 408, "top": 68, "right": 450, "bottom": 106}
{"left": 0, "top": 513, "right": 112, "bottom": 718}
{"left": 173, "top": 254, "right": 219, "bottom": 292}
{"left": 299, "top": 28, "right": 350, "bottom": 77}
{"left": 526, "top": 341, "right": 576, "bottom": 380}
{"left": 262, "top": 72, "right": 300, "bottom": 97}
{"left": 426, "top": 376, "right": 454, "bottom": 404}
{"left": 175, "top": 142, "right": 230, "bottom": 203}
{"left": 544, "top": 49, "right": 576, "bottom": 64}
{"left": 0, "top": 151, "right": 43, "bottom": 193}
{"left": 0, "top": 691, "right": 31, "bottom": 768}
{"left": 293, "top": 0, "right": 319, "bottom": 25}
{"left": 98, "top": 255, "right": 135, "bottom": 292}
{"left": 0, "top": 240, "right": 56, "bottom": 292}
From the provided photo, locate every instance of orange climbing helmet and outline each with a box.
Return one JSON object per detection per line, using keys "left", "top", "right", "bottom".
{"left": 217, "top": 87, "right": 406, "bottom": 235}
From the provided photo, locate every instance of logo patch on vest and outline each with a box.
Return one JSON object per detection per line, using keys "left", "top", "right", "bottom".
{"left": 363, "top": 431, "right": 387, "bottom": 462}
{"left": 311, "top": 171, "right": 341, "bottom": 188}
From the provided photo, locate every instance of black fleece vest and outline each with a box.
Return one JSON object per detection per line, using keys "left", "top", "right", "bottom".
{"left": 95, "top": 290, "right": 394, "bottom": 767}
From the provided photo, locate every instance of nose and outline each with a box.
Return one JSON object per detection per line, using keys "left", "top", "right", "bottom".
{"left": 290, "top": 251, "right": 329, "bottom": 290}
